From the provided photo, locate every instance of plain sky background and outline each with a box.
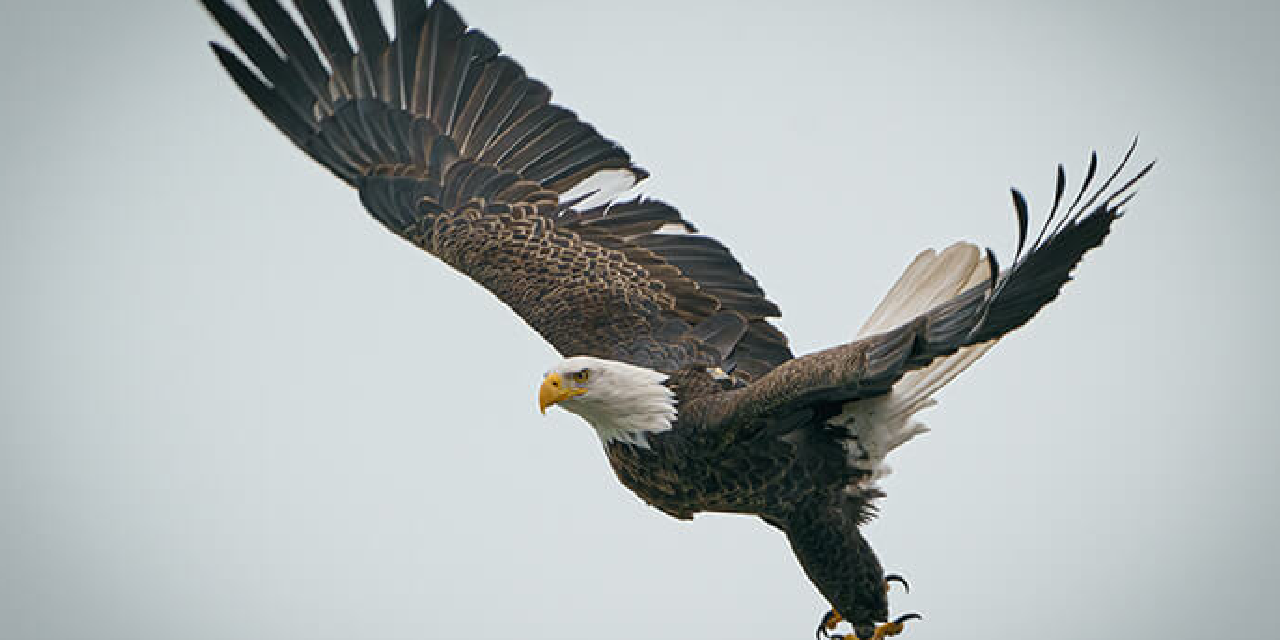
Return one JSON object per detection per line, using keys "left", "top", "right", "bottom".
{"left": 3, "top": 1, "right": 1278, "bottom": 639}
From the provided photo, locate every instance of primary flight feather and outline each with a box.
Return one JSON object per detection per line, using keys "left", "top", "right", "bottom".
{"left": 199, "top": 1, "right": 1151, "bottom": 637}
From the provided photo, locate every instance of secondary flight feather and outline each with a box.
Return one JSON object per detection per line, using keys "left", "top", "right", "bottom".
{"left": 199, "top": 1, "right": 1152, "bottom": 638}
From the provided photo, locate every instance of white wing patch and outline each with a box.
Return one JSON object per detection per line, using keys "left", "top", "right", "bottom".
{"left": 561, "top": 168, "right": 644, "bottom": 211}
{"left": 654, "top": 222, "right": 694, "bottom": 235}
{"left": 831, "top": 242, "right": 997, "bottom": 495}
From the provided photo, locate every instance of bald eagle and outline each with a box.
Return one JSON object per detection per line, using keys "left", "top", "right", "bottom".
{"left": 199, "top": 1, "right": 1151, "bottom": 638}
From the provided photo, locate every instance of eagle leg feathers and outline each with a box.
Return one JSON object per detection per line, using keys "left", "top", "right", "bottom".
{"left": 786, "top": 495, "right": 923, "bottom": 639}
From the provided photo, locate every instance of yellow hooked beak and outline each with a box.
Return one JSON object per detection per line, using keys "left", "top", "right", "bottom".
{"left": 538, "top": 372, "right": 586, "bottom": 414}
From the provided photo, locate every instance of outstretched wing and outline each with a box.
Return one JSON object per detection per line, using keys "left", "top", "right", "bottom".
{"left": 200, "top": 0, "right": 791, "bottom": 377}
{"left": 693, "top": 145, "right": 1154, "bottom": 425}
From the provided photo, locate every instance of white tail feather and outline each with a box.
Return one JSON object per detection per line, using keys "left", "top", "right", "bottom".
{"left": 835, "top": 242, "right": 997, "bottom": 493}
{"left": 858, "top": 243, "right": 985, "bottom": 338}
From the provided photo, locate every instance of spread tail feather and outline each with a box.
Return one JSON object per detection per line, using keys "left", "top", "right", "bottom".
{"left": 838, "top": 241, "right": 997, "bottom": 489}
{"left": 857, "top": 242, "right": 989, "bottom": 339}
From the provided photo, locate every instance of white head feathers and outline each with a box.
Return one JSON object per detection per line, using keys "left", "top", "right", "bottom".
{"left": 543, "top": 356, "right": 677, "bottom": 447}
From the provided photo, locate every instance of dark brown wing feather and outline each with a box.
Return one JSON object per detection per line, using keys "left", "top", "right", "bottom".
{"left": 692, "top": 147, "right": 1154, "bottom": 425}
{"left": 201, "top": 0, "right": 792, "bottom": 374}
{"left": 556, "top": 199, "right": 792, "bottom": 380}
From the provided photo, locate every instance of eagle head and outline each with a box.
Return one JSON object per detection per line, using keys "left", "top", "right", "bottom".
{"left": 538, "top": 356, "right": 677, "bottom": 447}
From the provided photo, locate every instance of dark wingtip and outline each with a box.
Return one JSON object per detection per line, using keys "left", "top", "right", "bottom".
{"left": 1010, "top": 188, "right": 1030, "bottom": 258}
{"left": 1029, "top": 163, "right": 1069, "bottom": 253}
{"left": 1066, "top": 150, "right": 1100, "bottom": 218}
{"left": 1077, "top": 137, "right": 1140, "bottom": 215}
{"left": 1111, "top": 191, "right": 1138, "bottom": 215}
{"left": 208, "top": 40, "right": 241, "bottom": 69}
{"left": 1049, "top": 163, "right": 1067, "bottom": 221}
{"left": 984, "top": 247, "right": 1000, "bottom": 288}
{"left": 1104, "top": 156, "right": 1156, "bottom": 217}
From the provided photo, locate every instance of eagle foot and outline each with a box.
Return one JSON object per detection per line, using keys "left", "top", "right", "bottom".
{"left": 819, "top": 613, "right": 921, "bottom": 640}
{"left": 856, "top": 613, "right": 922, "bottom": 639}
{"left": 816, "top": 610, "right": 843, "bottom": 639}
{"left": 817, "top": 576, "right": 911, "bottom": 639}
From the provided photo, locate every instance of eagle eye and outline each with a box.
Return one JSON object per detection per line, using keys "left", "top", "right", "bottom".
{"left": 571, "top": 369, "right": 590, "bottom": 383}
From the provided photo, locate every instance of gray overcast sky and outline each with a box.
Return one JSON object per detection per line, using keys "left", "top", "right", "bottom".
{"left": 2, "top": 1, "right": 1278, "bottom": 639}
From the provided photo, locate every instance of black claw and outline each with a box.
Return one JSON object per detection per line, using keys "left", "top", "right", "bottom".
{"left": 893, "top": 612, "right": 923, "bottom": 625}
{"left": 817, "top": 610, "right": 839, "bottom": 640}
{"left": 885, "top": 574, "right": 910, "bottom": 594}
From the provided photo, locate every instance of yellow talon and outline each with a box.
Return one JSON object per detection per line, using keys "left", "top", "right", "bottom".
{"left": 821, "top": 609, "right": 918, "bottom": 640}
{"left": 825, "top": 611, "right": 843, "bottom": 630}
{"left": 868, "top": 613, "right": 921, "bottom": 639}
{"left": 817, "top": 609, "right": 844, "bottom": 639}
{"left": 870, "top": 621, "right": 903, "bottom": 639}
